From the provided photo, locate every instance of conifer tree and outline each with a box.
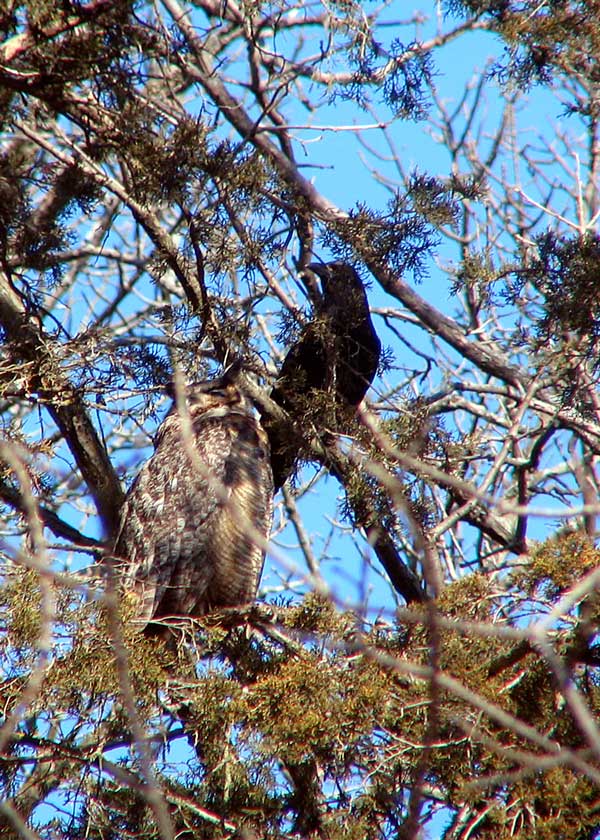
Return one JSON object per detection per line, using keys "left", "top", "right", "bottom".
{"left": 2, "top": 2, "right": 600, "bottom": 838}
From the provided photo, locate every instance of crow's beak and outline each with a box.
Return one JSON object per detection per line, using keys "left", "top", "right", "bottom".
{"left": 306, "top": 261, "right": 328, "bottom": 279}
{"left": 298, "top": 263, "right": 323, "bottom": 304}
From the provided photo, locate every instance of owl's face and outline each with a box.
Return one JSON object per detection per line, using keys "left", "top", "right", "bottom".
{"left": 182, "top": 377, "right": 254, "bottom": 416}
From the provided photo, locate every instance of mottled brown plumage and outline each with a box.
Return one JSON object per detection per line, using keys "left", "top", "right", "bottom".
{"left": 112, "top": 372, "right": 273, "bottom": 631}
{"left": 265, "top": 261, "right": 381, "bottom": 489}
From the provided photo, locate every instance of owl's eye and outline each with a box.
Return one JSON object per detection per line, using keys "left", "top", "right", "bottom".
{"left": 188, "top": 384, "right": 231, "bottom": 401}
{"left": 205, "top": 387, "right": 232, "bottom": 399}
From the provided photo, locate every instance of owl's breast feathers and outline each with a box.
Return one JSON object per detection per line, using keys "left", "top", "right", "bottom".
{"left": 112, "top": 376, "right": 273, "bottom": 630}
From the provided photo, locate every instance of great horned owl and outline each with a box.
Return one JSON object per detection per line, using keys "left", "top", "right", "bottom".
{"left": 264, "top": 261, "right": 381, "bottom": 489}
{"left": 112, "top": 371, "right": 273, "bottom": 632}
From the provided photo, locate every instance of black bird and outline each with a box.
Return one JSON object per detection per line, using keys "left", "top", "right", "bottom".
{"left": 264, "top": 261, "right": 381, "bottom": 489}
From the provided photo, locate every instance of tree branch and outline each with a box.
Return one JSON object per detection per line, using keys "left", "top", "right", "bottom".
{"left": 0, "top": 478, "right": 99, "bottom": 547}
{"left": 0, "top": 274, "right": 123, "bottom": 536}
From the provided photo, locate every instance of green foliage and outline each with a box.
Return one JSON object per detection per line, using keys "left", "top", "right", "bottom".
{"left": 451, "top": 249, "right": 496, "bottom": 305}
{"left": 3, "top": 0, "right": 600, "bottom": 838}
{"left": 485, "top": 768, "right": 599, "bottom": 839}
{"left": 446, "top": 0, "right": 600, "bottom": 92}
{"left": 0, "top": 567, "right": 43, "bottom": 648}
{"left": 325, "top": 192, "right": 439, "bottom": 280}
{"left": 515, "top": 530, "right": 599, "bottom": 599}
{"left": 524, "top": 232, "right": 600, "bottom": 344}
{"left": 2, "top": 549, "right": 600, "bottom": 838}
